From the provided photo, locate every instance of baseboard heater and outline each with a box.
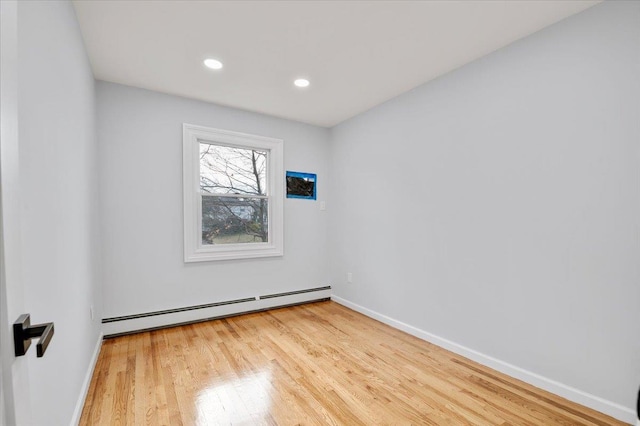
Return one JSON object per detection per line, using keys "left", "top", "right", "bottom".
{"left": 102, "top": 285, "right": 331, "bottom": 338}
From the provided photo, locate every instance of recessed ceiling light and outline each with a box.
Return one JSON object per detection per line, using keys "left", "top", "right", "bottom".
{"left": 294, "top": 78, "right": 310, "bottom": 88}
{"left": 203, "top": 58, "right": 223, "bottom": 70}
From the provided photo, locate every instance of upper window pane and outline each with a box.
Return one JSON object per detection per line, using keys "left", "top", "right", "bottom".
{"left": 199, "top": 143, "right": 267, "bottom": 195}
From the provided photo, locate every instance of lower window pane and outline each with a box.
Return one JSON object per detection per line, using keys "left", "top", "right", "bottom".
{"left": 202, "top": 197, "right": 268, "bottom": 245}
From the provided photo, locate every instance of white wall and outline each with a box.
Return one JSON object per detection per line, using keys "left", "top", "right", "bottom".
{"left": 329, "top": 0, "right": 640, "bottom": 417}
{"left": 97, "top": 82, "right": 330, "bottom": 319}
{"left": 17, "top": 1, "right": 102, "bottom": 425}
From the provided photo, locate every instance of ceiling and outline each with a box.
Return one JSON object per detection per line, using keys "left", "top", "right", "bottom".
{"left": 72, "top": 0, "right": 599, "bottom": 128}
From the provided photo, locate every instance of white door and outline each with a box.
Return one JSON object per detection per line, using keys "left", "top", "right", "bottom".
{"left": 1, "top": 1, "right": 33, "bottom": 424}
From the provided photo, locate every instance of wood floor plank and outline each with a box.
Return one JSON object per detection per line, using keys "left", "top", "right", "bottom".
{"left": 79, "top": 301, "right": 626, "bottom": 425}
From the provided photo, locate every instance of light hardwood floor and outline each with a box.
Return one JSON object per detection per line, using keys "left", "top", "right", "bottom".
{"left": 80, "top": 301, "right": 625, "bottom": 425}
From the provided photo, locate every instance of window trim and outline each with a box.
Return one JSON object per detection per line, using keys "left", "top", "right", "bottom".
{"left": 183, "top": 123, "right": 284, "bottom": 262}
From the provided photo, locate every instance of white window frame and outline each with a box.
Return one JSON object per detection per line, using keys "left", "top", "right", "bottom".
{"left": 183, "top": 123, "right": 284, "bottom": 262}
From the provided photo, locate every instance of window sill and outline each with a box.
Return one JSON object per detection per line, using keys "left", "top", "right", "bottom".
{"left": 184, "top": 243, "right": 283, "bottom": 262}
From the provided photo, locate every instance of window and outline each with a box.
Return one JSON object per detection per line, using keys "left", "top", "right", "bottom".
{"left": 183, "top": 124, "right": 283, "bottom": 262}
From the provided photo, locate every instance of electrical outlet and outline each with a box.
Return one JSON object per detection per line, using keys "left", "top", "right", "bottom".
{"left": 347, "top": 272, "right": 353, "bottom": 283}
{"left": 320, "top": 201, "right": 326, "bottom": 211}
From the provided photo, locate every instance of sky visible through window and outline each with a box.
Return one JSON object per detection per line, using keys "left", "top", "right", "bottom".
{"left": 199, "top": 143, "right": 266, "bottom": 196}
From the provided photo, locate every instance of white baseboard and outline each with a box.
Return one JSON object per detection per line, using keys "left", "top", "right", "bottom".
{"left": 102, "top": 287, "right": 331, "bottom": 336}
{"left": 70, "top": 332, "right": 103, "bottom": 426}
{"left": 331, "top": 295, "right": 636, "bottom": 425}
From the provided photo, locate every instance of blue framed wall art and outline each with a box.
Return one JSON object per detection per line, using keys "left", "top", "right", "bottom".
{"left": 286, "top": 171, "right": 316, "bottom": 200}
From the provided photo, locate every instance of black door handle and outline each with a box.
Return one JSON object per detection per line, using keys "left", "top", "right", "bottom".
{"left": 13, "top": 314, "right": 54, "bottom": 358}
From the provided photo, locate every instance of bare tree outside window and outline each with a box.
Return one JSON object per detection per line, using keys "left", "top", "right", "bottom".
{"left": 199, "top": 143, "right": 269, "bottom": 245}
